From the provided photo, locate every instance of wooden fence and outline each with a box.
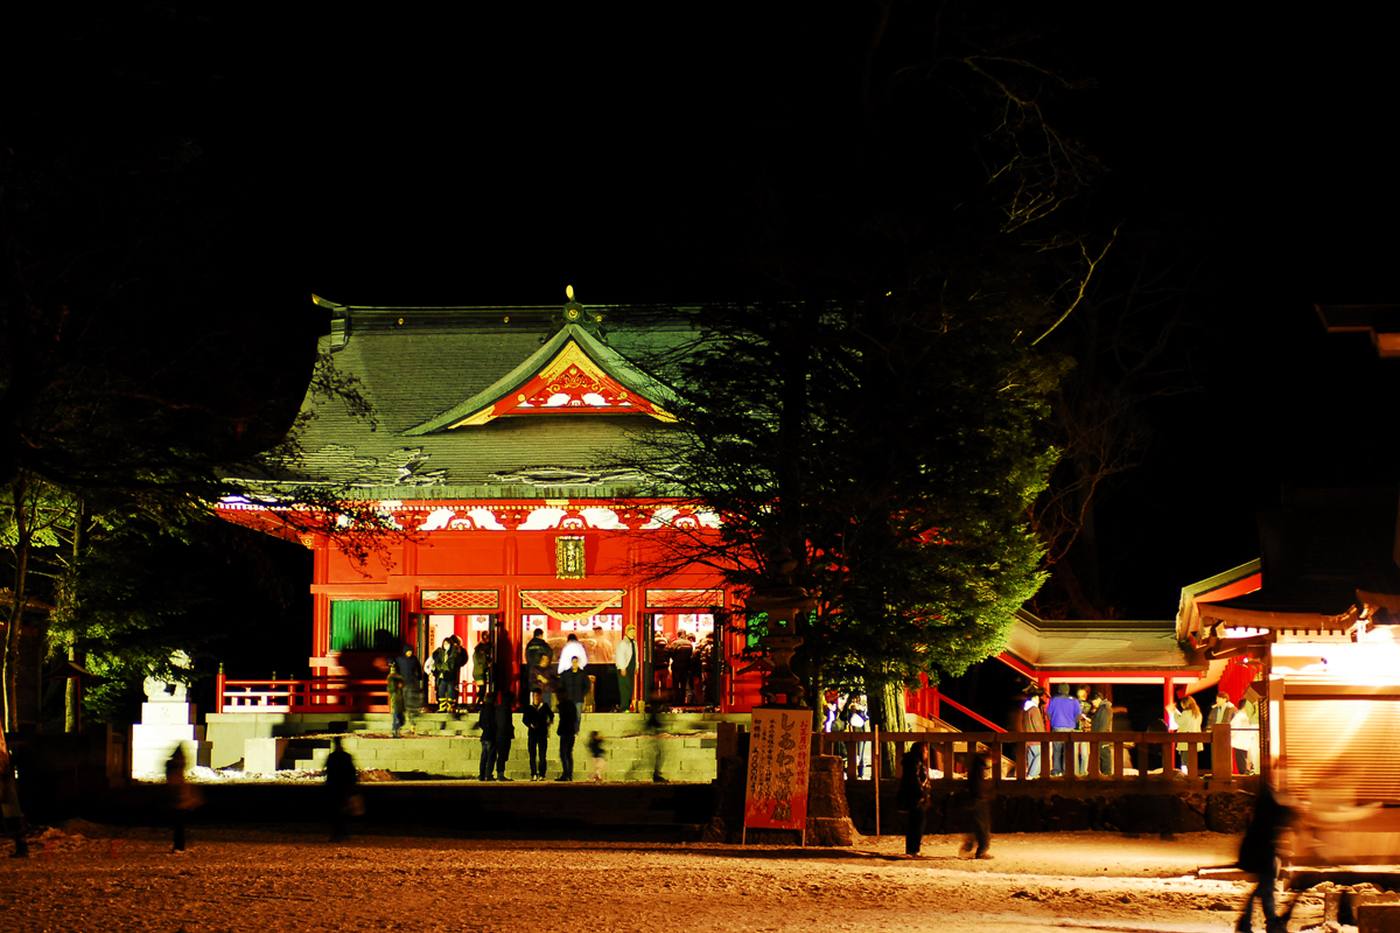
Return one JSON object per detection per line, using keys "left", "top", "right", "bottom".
{"left": 820, "top": 725, "right": 1247, "bottom": 786}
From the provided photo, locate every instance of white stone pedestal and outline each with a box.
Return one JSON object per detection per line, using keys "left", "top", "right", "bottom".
{"left": 131, "top": 702, "right": 211, "bottom": 778}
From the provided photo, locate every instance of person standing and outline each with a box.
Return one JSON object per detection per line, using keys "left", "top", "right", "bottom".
{"left": 393, "top": 646, "right": 424, "bottom": 733}
{"left": 523, "top": 689, "right": 554, "bottom": 780}
{"left": 387, "top": 665, "right": 407, "bottom": 738}
{"left": 897, "top": 742, "right": 933, "bottom": 856}
{"left": 615, "top": 624, "right": 638, "bottom": 712}
{"left": 958, "top": 750, "right": 992, "bottom": 859}
{"left": 556, "top": 632, "right": 588, "bottom": 673}
{"left": 530, "top": 653, "right": 558, "bottom": 708}
{"left": 1046, "top": 684, "right": 1080, "bottom": 777}
{"left": 325, "top": 737, "right": 359, "bottom": 842}
{"left": 556, "top": 696, "right": 579, "bottom": 781}
{"left": 493, "top": 692, "right": 516, "bottom": 781}
{"left": 1022, "top": 693, "right": 1046, "bottom": 779}
{"left": 1175, "top": 695, "right": 1203, "bottom": 773}
{"left": 1090, "top": 692, "right": 1114, "bottom": 776}
{"left": 524, "top": 628, "right": 553, "bottom": 699}
{"left": 1074, "top": 686, "right": 1092, "bottom": 776}
{"left": 431, "top": 636, "right": 465, "bottom": 714}
{"left": 668, "top": 633, "right": 694, "bottom": 705}
{"left": 1210, "top": 692, "right": 1238, "bottom": 774}
{"left": 471, "top": 633, "right": 492, "bottom": 709}
{"left": 559, "top": 655, "right": 589, "bottom": 710}
{"left": 476, "top": 696, "right": 497, "bottom": 781}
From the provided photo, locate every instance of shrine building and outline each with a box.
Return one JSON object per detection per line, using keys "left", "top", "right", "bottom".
{"left": 215, "top": 293, "right": 762, "bottom": 724}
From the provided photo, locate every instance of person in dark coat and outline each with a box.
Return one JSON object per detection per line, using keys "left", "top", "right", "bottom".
{"left": 525, "top": 628, "right": 552, "bottom": 676}
{"left": 1090, "top": 692, "right": 1114, "bottom": 776}
{"left": 644, "top": 702, "right": 667, "bottom": 783}
{"left": 393, "top": 646, "right": 424, "bottom": 723}
{"left": 492, "top": 691, "right": 516, "bottom": 781}
{"left": 530, "top": 653, "right": 558, "bottom": 708}
{"left": 559, "top": 655, "right": 589, "bottom": 709}
{"left": 523, "top": 689, "right": 554, "bottom": 780}
{"left": 897, "top": 742, "right": 933, "bottom": 856}
{"left": 556, "top": 696, "right": 579, "bottom": 781}
{"left": 387, "top": 666, "right": 407, "bottom": 737}
{"left": 324, "top": 737, "right": 359, "bottom": 842}
{"left": 476, "top": 696, "right": 497, "bottom": 781}
{"left": 165, "top": 746, "right": 201, "bottom": 852}
{"left": 430, "top": 637, "right": 465, "bottom": 713}
{"left": 471, "top": 633, "right": 492, "bottom": 709}
{"left": 958, "top": 750, "right": 992, "bottom": 859}
{"left": 1236, "top": 776, "right": 1296, "bottom": 932}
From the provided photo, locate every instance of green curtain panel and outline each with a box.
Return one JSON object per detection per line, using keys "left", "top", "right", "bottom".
{"left": 330, "top": 599, "right": 401, "bottom": 651}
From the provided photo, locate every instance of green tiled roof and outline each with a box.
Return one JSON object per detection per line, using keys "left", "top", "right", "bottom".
{"left": 261, "top": 301, "right": 696, "bottom": 500}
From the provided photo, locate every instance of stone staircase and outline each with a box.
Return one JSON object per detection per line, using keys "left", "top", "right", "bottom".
{"left": 335, "top": 712, "right": 722, "bottom": 781}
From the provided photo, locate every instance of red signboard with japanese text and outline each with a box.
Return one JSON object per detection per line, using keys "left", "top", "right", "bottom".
{"left": 743, "top": 708, "right": 812, "bottom": 834}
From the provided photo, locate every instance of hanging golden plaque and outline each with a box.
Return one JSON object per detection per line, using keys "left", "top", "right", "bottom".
{"left": 555, "top": 535, "right": 586, "bottom": 579}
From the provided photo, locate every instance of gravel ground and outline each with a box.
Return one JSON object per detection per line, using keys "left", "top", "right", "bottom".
{"left": 0, "top": 825, "right": 1333, "bottom": 932}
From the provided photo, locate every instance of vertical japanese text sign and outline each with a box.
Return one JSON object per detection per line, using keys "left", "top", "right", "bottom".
{"left": 743, "top": 708, "right": 812, "bottom": 831}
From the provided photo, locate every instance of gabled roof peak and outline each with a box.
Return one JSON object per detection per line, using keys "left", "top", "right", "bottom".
{"left": 403, "top": 322, "right": 676, "bottom": 434}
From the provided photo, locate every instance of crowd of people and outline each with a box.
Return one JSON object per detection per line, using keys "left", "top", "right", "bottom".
{"left": 374, "top": 626, "right": 678, "bottom": 786}
{"left": 1011, "top": 682, "right": 1262, "bottom": 778}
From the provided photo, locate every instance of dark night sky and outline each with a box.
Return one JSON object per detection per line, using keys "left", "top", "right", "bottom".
{"left": 13, "top": 5, "right": 1400, "bottom": 619}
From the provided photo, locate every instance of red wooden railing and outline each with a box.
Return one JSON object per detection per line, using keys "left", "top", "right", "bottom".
{"left": 216, "top": 675, "right": 391, "bottom": 713}
{"left": 933, "top": 693, "right": 1007, "bottom": 733}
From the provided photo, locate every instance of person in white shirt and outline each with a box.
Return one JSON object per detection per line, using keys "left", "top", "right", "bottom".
{"left": 615, "top": 624, "right": 638, "bottom": 712}
{"left": 557, "top": 632, "right": 589, "bottom": 673}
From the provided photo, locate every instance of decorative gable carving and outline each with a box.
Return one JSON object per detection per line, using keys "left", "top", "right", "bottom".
{"left": 402, "top": 323, "right": 676, "bottom": 435}
{"left": 458, "top": 339, "right": 672, "bottom": 426}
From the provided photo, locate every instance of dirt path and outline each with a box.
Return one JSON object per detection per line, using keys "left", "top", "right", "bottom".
{"left": 0, "top": 827, "right": 1304, "bottom": 932}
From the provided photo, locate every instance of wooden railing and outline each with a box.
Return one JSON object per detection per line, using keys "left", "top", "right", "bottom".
{"left": 216, "top": 672, "right": 391, "bottom": 713}
{"left": 820, "top": 725, "right": 1249, "bottom": 785}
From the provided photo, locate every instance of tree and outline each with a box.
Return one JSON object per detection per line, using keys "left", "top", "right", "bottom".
{"left": 0, "top": 137, "right": 389, "bottom": 730}
{"left": 621, "top": 5, "right": 1111, "bottom": 728}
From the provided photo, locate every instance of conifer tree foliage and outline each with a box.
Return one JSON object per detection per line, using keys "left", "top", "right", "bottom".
{"left": 624, "top": 5, "right": 1109, "bottom": 721}
{"left": 0, "top": 139, "right": 384, "bottom": 730}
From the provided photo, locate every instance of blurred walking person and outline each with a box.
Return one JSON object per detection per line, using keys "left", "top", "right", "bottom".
{"left": 493, "top": 691, "right": 516, "bottom": 781}
{"left": 165, "top": 746, "right": 202, "bottom": 853}
{"left": 393, "top": 646, "right": 424, "bottom": 731}
{"left": 1236, "top": 764, "right": 1297, "bottom": 933}
{"left": 387, "top": 664, "right": 407, "bottom": 738}
{"left": 325, "top": 737, "right": 359, "bottom": 842}
{"left": 556, "top": 695, "right": 579, "bottom": 781}
{"left": 477, "top": 695, "right": 498, "bottom": 781}
{"left": 587, "top": 731, "right": 606, "bottom": 782}
{"left": 897, "top": 742, "right": 933, "bottom": 856}
{"left": 644, "top": 702, "right": 668, "bottom": 782}
{"left": 958, "top": 751, "right": 992, "bottom": 859}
